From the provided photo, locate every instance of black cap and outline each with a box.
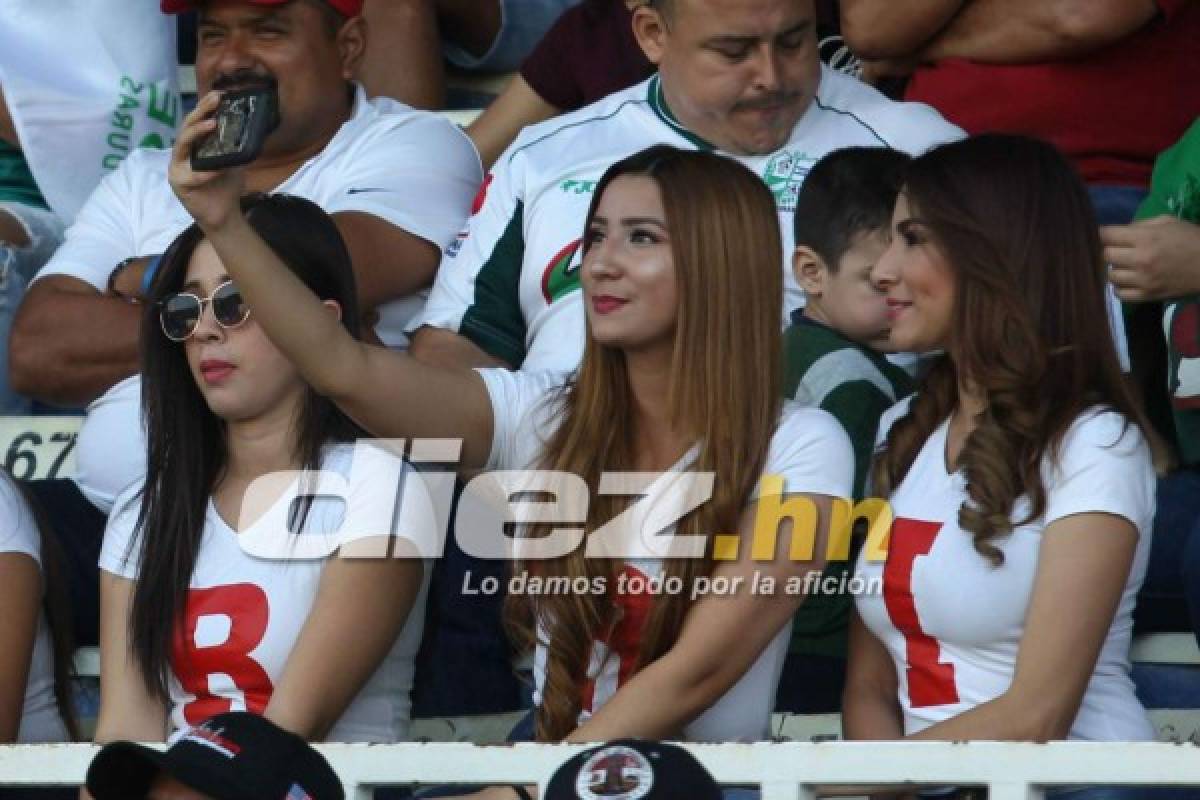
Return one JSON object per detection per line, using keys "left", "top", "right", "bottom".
{"left": 86, "top": 712, "right": 344, "bottom": 800}
{"left": 545, "top": 740, "right": 722, "bottom": 800}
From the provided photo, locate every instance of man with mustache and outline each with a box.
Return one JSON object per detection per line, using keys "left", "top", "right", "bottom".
{"left": 409, "top": 0, "right": 961, "bottom": 374}
{"left": 7, "top": 0, "right": 480, "bottom": 646}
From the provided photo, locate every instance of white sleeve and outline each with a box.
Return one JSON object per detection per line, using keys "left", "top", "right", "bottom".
{"left": 0, "top": 479, "right": 41, "bottom": 566}
{"left": 411, "top": 144, "right": 529, "bottom": 365}
{"left": 756, "top": 406, "right": 855, "bottom": 501}
{"left": 32, "top": 152, "right": 144, "bottom": 289}
{"left": 475, "top": 368, "right": 563, "bottom": 471}
{"left": 861, "top": 100, "right": 964, "bottom": 156}
{"left": 1043, "top": 411, "right": 1154, "bottom": 530}
{"left": 98, "top": 486, "right": 144, "bottom": 579}
{"left": 322, "top": 111, "right": 482, "bottom": 251}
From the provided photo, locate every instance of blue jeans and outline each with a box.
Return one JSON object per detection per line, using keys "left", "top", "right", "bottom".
{"left": 0, "top": 202, "right": 64, "bottom": 415}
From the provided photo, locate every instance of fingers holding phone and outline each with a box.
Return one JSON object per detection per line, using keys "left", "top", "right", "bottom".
{"left": 169, "top": 91, "right": 253, "bottom": 233}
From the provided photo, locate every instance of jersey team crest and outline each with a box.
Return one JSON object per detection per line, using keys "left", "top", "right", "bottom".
{"left": 541, "top": 239, "right": 583, "bottom": 304}
{"left": 762, "top": 149, "right": 815, "bottom": 212}
{"left": 575, "top": 745, "right": 656, "bottom": 800}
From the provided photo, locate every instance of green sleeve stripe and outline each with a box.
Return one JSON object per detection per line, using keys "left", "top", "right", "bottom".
{"left": 460, "top": 201, "right": 528, "bottom": 368}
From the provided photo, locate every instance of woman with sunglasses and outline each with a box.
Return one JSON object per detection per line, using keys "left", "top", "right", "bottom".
{"left": 91, "top": 193, "right": 430, "bottom": 751}
{"left": 169, "top": 95, "right": 856, "bottom": 775}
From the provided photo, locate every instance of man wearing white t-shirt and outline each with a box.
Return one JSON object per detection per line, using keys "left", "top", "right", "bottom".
{"left": 6, "top": 0, "right": 481, "bottom": 645}
{"left": 408, "top": 0, "right": 963, "bottom": 372}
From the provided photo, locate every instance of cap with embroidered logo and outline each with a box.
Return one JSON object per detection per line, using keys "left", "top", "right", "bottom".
{"left": 86, "top": 711, "right": 344, "bottom": 800}
{"left": 160, "top": 0, "right": 364, "bottom": 17}
{"left": 544, "top": 740, "right": 722, "bottom": 800}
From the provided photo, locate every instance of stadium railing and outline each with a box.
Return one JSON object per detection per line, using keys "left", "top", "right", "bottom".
{"left": 0, "top": 741, "right": 1199, "bottom": 799}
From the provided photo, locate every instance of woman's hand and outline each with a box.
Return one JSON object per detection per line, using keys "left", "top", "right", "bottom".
{"left": 168, "top": 91, "right": 246, "bottom": 233}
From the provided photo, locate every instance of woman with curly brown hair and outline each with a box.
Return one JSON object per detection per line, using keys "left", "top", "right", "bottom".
{"left": 843, "top": 133, "right": 1181, "bottom": 798}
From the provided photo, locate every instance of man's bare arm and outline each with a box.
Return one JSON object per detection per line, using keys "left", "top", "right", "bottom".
{"left": 839, "top": 0, "right": 964, "bottom": 60}
{"left": 332, "top": 211, "right": 440, "bottom": 320}
{"left": 920, "top": 0, "right": 1161, "bottom": 64}
{"left": 409, "top": 325, "right": 508, "bottom": 369}
{"left": 467, "top": 75, "right": 559, "bottom": 170}
{"left": 9, "top": 276, "right": 142, "bottom": 407}
{"left": 357, "top": 0, "right": 445, "bottom": 109}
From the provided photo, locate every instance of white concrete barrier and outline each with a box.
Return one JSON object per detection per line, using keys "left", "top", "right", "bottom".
{"left": 2, "top": 741, "right": 1200, "bottom": 800}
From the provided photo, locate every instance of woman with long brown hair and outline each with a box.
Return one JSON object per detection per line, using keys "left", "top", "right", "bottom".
{"left": 844, "top": 134, "right": 1176, "bottom": 798}
{"left": 168, "top": 92, "right": 853, "bottom": 770}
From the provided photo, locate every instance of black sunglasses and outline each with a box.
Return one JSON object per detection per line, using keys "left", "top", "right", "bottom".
{"left": 159, "top": 280, "right": 251, "bottom": 341}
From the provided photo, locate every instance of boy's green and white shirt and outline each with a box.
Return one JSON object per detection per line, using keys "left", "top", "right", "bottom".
{"left": 1146, "top": 119, "right": 1200, "bottom": 464}
{"left": 414, "top": 66, "right": 962, "bottom": 371}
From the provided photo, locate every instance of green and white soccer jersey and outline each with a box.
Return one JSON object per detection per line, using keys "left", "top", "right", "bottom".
{"left": 415, "top": 66, "right": 963, "bottom": 373}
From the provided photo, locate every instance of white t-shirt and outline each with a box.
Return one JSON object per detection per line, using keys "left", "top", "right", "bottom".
{"left": 414, "top": 66, "right": 963, "bottom": 373}
{"left": 477, "top": 368, "right": 855, "bottom": 741}
{"left": 853, "top": 397, "right": 1155, "bottom": 740}
{"left": 99, "top": 444, "right": 432, "bottom": 743}
{"left": 35, "top": 85, "right": 482, "bottom": 513}
{"left": 0, "top": 478, "right": 69, "bottom": 743}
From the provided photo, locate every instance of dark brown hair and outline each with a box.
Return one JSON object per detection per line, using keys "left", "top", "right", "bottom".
{"left": 129, "top": 193, "right": 364, "bottom": 698}
{"left": 872, "top": 133, "right": 1156, "bottom": 565}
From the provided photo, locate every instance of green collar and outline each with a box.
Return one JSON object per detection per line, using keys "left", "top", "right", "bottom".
{"left": 647, "top": 74, "right": 717, "bottom": 152}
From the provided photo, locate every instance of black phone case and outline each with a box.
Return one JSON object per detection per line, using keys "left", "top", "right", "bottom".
{"left": 190, "top": 88, "right": 280, "bottom": 171}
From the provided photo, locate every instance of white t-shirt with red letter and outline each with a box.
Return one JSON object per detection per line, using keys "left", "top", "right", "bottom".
{"left": 853, "top": 398, "right": 1155, "bottom": 740}
{"left": 99, "top": 444, "right": 431, "bottom": 743}
{"left": 477, "top": 368, "right": 854, "bottom": 741}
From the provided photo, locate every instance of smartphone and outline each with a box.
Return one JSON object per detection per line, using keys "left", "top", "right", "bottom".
{"left": 190, "top": 87, "right": 280, "bottom": 171}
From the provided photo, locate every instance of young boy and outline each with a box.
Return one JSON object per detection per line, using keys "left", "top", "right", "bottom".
{"left": 778, "top": 146, "right": 916, "bottom": 714}
{"left": 787, "top": 146, "right": 915, "bottom": 494}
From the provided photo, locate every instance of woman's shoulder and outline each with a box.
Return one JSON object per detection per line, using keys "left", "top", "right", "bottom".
{"left": 1054, "top": 407, "right": 1148, "bottom": 465}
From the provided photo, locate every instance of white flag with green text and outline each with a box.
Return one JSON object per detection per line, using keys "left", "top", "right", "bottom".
{"left": 0, "top": 0, "right": 181, "bottom": 223}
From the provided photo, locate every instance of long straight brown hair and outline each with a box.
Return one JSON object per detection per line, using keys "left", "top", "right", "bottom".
{"left": 873, "top": 134, "right": 1158, "bottom": 564}
{"left": 505, "top": 145, "right": 784, "bottom": 741}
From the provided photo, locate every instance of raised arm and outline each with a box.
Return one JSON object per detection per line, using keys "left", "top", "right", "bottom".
{"left": 169, "top": 94, "right": 496, "bottom": 470}
{"left": 917, "top": 0, "right": 1162, "bottom": 64}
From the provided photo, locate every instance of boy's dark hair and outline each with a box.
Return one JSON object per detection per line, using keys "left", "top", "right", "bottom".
{"left": 793, "top": 146, "right": 911, "bottom": 271}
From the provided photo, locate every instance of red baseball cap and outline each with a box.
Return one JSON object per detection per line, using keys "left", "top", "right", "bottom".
{"left": 161, "top": 0, "right": 364, "bottom": 16}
